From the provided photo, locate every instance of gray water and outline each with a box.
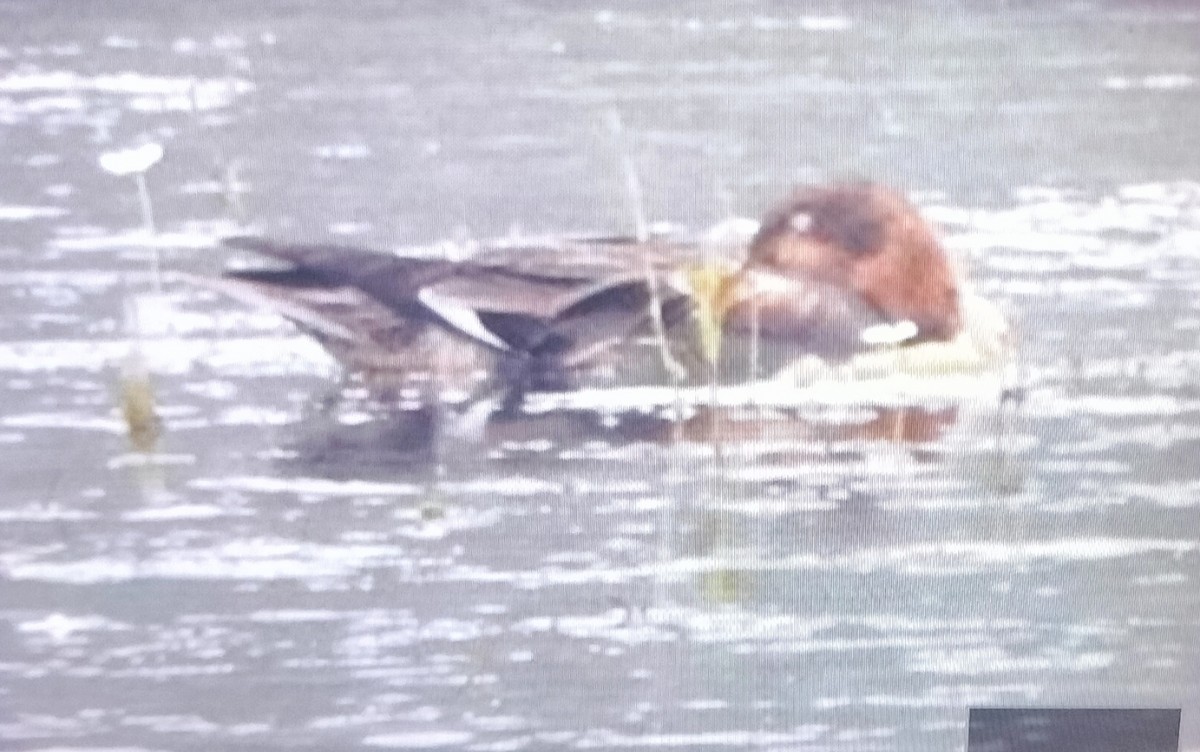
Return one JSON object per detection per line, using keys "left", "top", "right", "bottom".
{"left": 2, "top": 1, "right": 1200, "bottom": 750}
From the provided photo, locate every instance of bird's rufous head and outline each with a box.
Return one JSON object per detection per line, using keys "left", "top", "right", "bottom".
{"left": 722, "top": 182, "right": 962, "bottom": 343}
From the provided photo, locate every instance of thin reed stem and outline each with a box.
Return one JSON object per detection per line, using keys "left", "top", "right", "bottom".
{"left": 134, "top": 172, "right": 161, "bottom": 294}
{"left": 604, "top": 110, "right": 687, "bottom": 392}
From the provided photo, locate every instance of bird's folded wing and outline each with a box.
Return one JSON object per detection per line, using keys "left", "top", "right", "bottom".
{"left": 215, "top": 235, "right": 701, "bottom": 358}
{"left": 421, "top": 266, "right": 681, "bottom": 358}
{"left": 472, "top": 237, "right": 725, "bottom": 278}
{"left": 421, "top": 268, "right": 584, "bottom": 319}
{"left": 181, "top": 270, "right": 413, "bottom": 348}
{"left": 221, "top": 236, "right": 446, "bottom": 302}
{"left": 542, "top": 277, "right": 664, "bottom": 365}
{"left": 221, "top": 236, "right": 387, "bottom": 276}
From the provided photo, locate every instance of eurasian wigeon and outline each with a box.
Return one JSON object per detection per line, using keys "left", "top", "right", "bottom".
{"left": 521, "top": 182, "right": 1015, "bottom": 421}
{"left": 719, "top": 181, "right": 965, "bottom": 361}
{"left": 195, "top": 234, "right": 705, "bottom": 403}
{"left": 195, "top": 182, "right": 1010, "bottom": 412}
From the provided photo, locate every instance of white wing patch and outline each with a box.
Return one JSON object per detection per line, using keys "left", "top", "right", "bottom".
{"left": 417, "top": 288, "right": 511, "bottom": 351}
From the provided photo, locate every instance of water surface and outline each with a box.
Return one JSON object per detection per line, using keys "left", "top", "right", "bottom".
{"left": 2, "top": 2, "right": 1200, "bottom": 750}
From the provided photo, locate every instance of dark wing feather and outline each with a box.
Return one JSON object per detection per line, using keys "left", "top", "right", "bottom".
{"left": 540, "top": 278, "right": 660, "bottom": 364}
{"left": 472, "top": 236, "right": 722, "bottom": 278}
{"left": 419, "top": 266, "right": 583, "bottom": 320}
{"left": 215, "top": 235, "right": 698, "bottom": 367}
{"left": 423, "top": 267, "right": 667, "bottom": 357}
{"left": 179, "top": 270, "right": 421, "bottom": 356}
{"left": 221, "top": 236, "right": 406, "bottom": 281}
{"left": 221, "top": 236, "right": 450, "bottom": 318}
{"left": 458, "top": 236, "right": 711, "bottom": 358}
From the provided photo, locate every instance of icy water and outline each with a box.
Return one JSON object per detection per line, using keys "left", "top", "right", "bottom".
{"left": 3, "top": 1, "right": 1200, "bottom": 750}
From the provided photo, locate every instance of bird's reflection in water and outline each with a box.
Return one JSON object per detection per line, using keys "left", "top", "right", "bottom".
{"left": 668, "top": 403, "right": 960, "bottom": 448}
{"left": 284, "top": 397, "right": 963, "bottom": 462}
{"left": 286, "top": 403, "right": 442, "bottom": 470}
{"left": 270, "top": 388, "right": 1025, "bottom": 627}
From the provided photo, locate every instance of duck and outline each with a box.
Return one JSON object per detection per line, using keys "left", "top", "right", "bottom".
{"left": 523, "top": 181, "right": 1015, "bottom": 417}
{"left": 194, "top": 181, "right": 1008, "bottom": 412}
{"left": 704, "top": 182, "right": 1016, "bottom": 426}
{"left": 716, "top": 181, "right": 966, "bottom": 368}
{"left": 191, "top": 233, "right": 724, "bottom": 406}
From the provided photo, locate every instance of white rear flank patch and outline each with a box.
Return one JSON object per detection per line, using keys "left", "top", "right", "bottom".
{"left": 703, "top": 216, "right": 761, "bottom": 244}
{"left": 417, "top": 288, "right": 511, "bottom": 350}
{"left": 746, "top": 269, "right": 804, "bottom": 295}
{"left": 859, "top": 319, "right": 919, "bottom": 346}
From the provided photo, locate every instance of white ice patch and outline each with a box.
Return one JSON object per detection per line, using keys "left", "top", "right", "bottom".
{"left": 51, "top": 227, "right": 221, "bottom": 251}
{"left": 912, "top": 646, "right": 1115, "bottom": 675}
{"left": 574, "top": 729, "right": 830, "bottom": 748}
{"left": 1058, "top": 394, "right": 1192, "bottom": 417}
{"left": 18, "top": 613, "right": 127, "bottom": 641}
{"left": 1104, "top": 74, "right": 1194, "bottom": 90}
{"left": 99, "top": 142, "right": 163, "bottom": 176}
{"left": 314, "top": 143, "right": 371, "bottom": 160}
{"left": 796, "top": 15, "right": 852, "bottom": 31}
{"left": 328, "top": 221, "right": 371, "bottom": 235}
{"left": 0, "top": 204, "right": 68, "bottom": 221}
{"left": 187, "top": 475, "right": 423, "bottom": 497}
{"left": 439, "top": 476, "right": 564, "bottom": 496}
{"left": 847, "top": 537, "right": 1198, "bottom": 576}
{"left": 0, "top": 504, "right": 98, "bottom": 522}
{"left": 0, "top": 336, "right": 329, "bottom": 376}
{"left": 104, "top": 35, "right": 140, "bottom": 49}
{"left": 0, "top": 68, "right": 255, "bottom": 111}
{"left": 0, "top": 539, "right": 403, "bottom": 584}
{"left": 122, "top": 503, "right": 251, "bottom": 521}
{"left": 363, "top": 731, "right": 476, "bottom": 748}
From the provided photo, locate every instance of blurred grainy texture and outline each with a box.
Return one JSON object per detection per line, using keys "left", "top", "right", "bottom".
{"left": 1, "top": 1, "right": 1199, "bottom": 750}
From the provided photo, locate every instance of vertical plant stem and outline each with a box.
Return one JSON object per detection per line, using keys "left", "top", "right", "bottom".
{"left": 613, "top": 139, "right": 648, "bottom": 242}
{"left": 119, "top": 297, "right": 161, "bottom": 453}
{"left": 605, "top": 110, "right": 686, "bottom": 406}
{"left": 434, "top": 405, "right": 449, "bottom": 485}
{"left": 708, "top": 367, "right": 725, "bottom": 467}
{"left": 893, "top": 407, "right": 908, "bottom": 444}
{"left": 748, "top": 295, "right": 760, "bottom": 382}
{"left": 135, "top": 172, "right": 161, "bottom": 295}
{"left": 741, "top": 300, "right": 757, "bottom": 502}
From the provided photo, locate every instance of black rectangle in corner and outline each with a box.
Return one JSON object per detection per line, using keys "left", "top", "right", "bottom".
{"left": 967, "top": 708, "right": 1181, "bottom": 752}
